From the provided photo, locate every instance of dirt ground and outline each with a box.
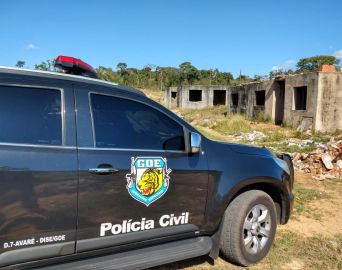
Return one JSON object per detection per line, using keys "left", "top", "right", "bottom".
{"left": 152, "top": 172, "right": 342, "bottom": 270}
{"left": 282, "top": 173, "right": 342, "bottom": 238}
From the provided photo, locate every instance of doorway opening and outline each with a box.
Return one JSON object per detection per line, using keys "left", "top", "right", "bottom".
{"left": 275, "top": 80, "right": 285, "bottom": 125}
{"left": 231, "top": 93, "right": 239, "bottom": 107}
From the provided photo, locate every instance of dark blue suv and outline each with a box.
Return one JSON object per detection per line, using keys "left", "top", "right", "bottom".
{"left": 0, "top": 66, "right": 294, "bottom": 269}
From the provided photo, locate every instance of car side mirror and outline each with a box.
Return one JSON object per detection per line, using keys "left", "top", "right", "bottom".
{"left": 190, "top": 132, "right": 201, "bottom": 154}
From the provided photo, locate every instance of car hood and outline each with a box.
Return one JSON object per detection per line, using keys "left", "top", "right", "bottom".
{"left": 219, "top": 142, "right": 274, "bottom": 158}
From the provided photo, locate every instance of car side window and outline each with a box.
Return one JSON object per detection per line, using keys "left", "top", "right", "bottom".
{"left": 90, "top": 94, "right": 185, "bottom": 151}
{"left": 0, "top": 86, "right": 62, "bottom": 145}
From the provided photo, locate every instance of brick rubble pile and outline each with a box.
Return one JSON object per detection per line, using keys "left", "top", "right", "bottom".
{"left": 292, "top": 139, "right": 342, "bottom": 180}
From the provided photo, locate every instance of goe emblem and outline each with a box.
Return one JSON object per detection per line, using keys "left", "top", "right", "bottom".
{"left": 126, "top": 157, "right": 172, "bottom": 206}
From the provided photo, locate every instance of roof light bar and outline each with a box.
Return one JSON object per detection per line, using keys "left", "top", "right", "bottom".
{"left": 54, "top": 55, "right": 98, "bottom": 78}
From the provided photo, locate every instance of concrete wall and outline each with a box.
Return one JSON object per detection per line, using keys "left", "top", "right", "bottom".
{"left": 165, "top": 85, "right": 229, "bottom": 109}
{"left": 283, "top": 73, "right": 319, "bottom": 130}
{"left": 315, "top": 72, "right": 342, "bottom": 132}
{"left": 181, "top": 86, "right": 211, "bottom": 109}
{"left": 228, "top": 80, "right": 275, "bottom": 118}
{"left": 164, "top": 87, "right": 180, "bottom": 108}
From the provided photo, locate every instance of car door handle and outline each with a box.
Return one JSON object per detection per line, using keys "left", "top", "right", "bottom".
{"left": 89, "top": 167, "right": 119, "bottom": 175}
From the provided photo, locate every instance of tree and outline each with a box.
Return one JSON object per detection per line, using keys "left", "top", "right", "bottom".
{"left": 296, "top": 55, "right": 340, "bottom": 72}
{"left": 34, "top": 59, "right": 56, "bottom": 71}
{"left": 33, "top": 59, "right": 237, "bottom": 89}
{"left": 236, "top": 74, "right": 251, "bottom": 83}
{"left": 156, "top": 67, "right": 181, "bottom": 88}
{"left": 253, "top": 74, "right": 268, "bottom": 81}
{"left": 179, "top": 62, "right": 199, "bottom": 84}
{"left": 96, "top": 66, "right": 122, "bottom": 83}
{"left": 217, "top": 71, "right": 234, "bottom": 84}
{"left": 269, "top": 69, "right": 285, "bottom": 79}
{"left": 116, "top": 62, "right": 127, "bottom": 74}
{"left": 15, "top": 60, "right": 25, "bottom": 68}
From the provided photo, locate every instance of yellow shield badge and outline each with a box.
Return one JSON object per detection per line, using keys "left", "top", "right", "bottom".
{"left": 126, "top": 157, "right": 172, "bottom": 206}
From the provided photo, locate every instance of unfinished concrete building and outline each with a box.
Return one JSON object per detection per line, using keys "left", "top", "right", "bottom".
{"left": 165, "top": 85, "right": 230, "bottom": 109}
{"left": 164, "top": 66, "right": 342, "bottom": 132}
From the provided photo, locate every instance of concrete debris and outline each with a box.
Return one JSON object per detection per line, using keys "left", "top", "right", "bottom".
{"left": 234, "top": 131, "right": 267, "bottom": 142}
{"left": 337, "top": 160, "right": 342, "bottom": 169}
{"left": 287, "top": 138, "right": 314, "bottom": 148}
{"left": 292, "top": 140, "right": 342, "bottom": 180}
{"left": 321, "top": 154, "right": 333, "bottom": 170}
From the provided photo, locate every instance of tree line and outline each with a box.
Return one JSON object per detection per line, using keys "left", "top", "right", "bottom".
{"left": 97, "top": 62, "right": 235, "bottom": 90}
{"left": 15, "top": 55, "right": 340, "bottom": 90}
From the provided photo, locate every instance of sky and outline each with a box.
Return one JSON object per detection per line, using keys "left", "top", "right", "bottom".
{"left": 0, "top": 0, "right": 341, "bottom": 77}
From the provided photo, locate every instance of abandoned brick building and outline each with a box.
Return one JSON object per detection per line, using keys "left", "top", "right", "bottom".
{"left": 164, "top": 66, "right": 342, "bottom": 132}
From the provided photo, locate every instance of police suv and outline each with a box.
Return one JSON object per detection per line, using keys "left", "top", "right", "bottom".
{"left": 0, "top": 56, "right": 294, "bottom": 269}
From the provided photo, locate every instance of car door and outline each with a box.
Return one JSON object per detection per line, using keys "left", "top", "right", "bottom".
{"left": 75, "top": 86, "right": 209, "bottom": 252}
{"left": 0, "top": 78, "right": 78, "bottom": 267}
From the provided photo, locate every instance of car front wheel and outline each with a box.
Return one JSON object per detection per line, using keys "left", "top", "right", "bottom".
{"left": 220, "top": 190, "right": 277, "bottom": 266}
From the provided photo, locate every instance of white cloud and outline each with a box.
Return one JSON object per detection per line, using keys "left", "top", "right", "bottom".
{"left": 271, "top": 59, "right": 295, "bottom": 71}
{"left": 333, "top": 49, "right": 342, "bottom": 59}
{"left": 284, "top": 60, "right": 295, "bottom": 65}
{"left": 25, "top": 43, "right": 39, "bottom": 50}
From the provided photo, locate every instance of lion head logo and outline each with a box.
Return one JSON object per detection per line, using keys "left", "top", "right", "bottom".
{"left": 137, "top": 168, "right": 163, "bottom": 196}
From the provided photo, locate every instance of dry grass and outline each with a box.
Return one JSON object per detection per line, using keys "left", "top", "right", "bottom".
{"left": 170, "top": 106, "right": 337, "bottom": 154}
{"left": 213, "top": 114, "right": 252, "bottom": 135}
{"left": 292, "top": 184, "right": 330, "bottom": 218}
{"left": 140, "top": 88, "right": 165, "bottom": 104}
{"left": 153, "top": 233, "right": 342, "bottom": 270}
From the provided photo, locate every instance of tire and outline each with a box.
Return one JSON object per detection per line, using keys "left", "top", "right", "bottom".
{"left": 220, "top": 190, "right": 277, "bottom": 266}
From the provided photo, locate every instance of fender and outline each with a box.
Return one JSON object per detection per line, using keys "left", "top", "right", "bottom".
{"left": 204, "top": 176, "right": 286, "bottom": 232}
{"left": 202, "top": 138, "right": 291, "bottom": 232}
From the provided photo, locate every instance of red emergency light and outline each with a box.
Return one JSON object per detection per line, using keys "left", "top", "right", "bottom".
{"left": 54, "top": 55, "right": 98, "bottom": 78}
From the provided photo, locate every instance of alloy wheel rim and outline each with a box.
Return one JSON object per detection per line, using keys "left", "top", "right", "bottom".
{"left": 243, "top": 204, "right": 271, "bottom": 254}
